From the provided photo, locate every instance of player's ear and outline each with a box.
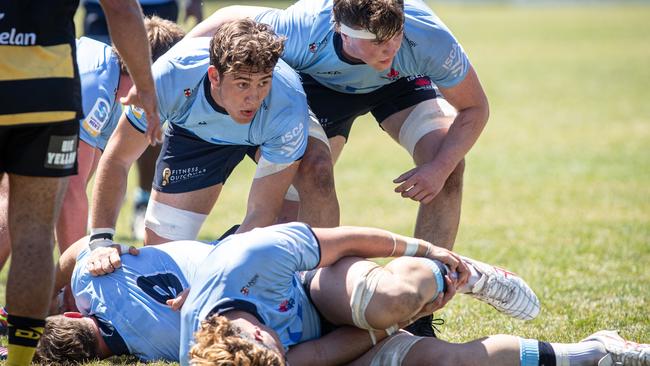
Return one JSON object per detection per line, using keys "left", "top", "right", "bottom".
{"left": 207, "top": 65, "right": 221, "bottom": 86}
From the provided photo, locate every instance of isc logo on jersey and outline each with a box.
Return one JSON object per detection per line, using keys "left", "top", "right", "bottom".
{"left": 82, "top": 98, "right": 110, "bottom": 137}
{"left": 280, "top": 122, "right": 305, "bottom": 156}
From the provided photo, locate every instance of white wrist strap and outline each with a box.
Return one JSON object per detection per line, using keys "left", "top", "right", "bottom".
{"left": 404, "top": 238, "right": 419, "bottom": 256}
{"left": 90, "top": 227, "right": 115, "bottom": 236}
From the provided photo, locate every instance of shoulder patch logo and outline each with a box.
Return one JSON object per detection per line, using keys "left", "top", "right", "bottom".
{"left": 82, "top": 98, "right": 111, "bottom": 137}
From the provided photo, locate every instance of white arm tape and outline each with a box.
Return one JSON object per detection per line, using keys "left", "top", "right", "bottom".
{"left": 404, "top": 238, "right": 419, "bottom": 256}
{"left": 254, "top": 156, "right": 294, "bottom": 179}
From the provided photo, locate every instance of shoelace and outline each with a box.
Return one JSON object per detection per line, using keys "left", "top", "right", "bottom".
{"left": 431, "top": 317, "right": 445, "bottom": 334}
{"left": 482, "top": 276, "right": 516, "bottom": 305}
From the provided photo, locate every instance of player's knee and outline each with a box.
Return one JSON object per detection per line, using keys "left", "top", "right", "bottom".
{"left": 296, "top": 151, "right": 335, "bottom": 197}
{"left": 389, "top": 258, "right": 440, "bottom": 306}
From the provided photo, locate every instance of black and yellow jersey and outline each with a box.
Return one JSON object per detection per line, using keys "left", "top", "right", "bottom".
{"left": 0, "top": 0, "right": 82, "bottom": 126}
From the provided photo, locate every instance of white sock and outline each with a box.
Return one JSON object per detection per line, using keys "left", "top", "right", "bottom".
{"left": 551, "top": 341, "right": 607, "bottom": 366}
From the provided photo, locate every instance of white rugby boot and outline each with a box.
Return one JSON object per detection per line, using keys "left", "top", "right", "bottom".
{"left": 461, "top": 256, "right": 540, "bottom": 320}
{"left": 581, "top": 330, "right": 650, "bottom": 366}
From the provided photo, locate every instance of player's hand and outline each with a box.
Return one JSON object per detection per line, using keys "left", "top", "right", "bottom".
{"left": 167, "top": 288, "right": 190, "bottom": 311}
{"left": 87, "top": 244, "right": 140, "bottom": 276}
{"left": 393, "top": 163, "right": 447, "bottom": 204}
{"left": 423, "top": 243, "right": 469, "bottom": 288}
{"left": 120, "top": 85, "right": 162, "bottom": 146}
{"left": 400, "top": 276, "right": 456, "bottom": 329}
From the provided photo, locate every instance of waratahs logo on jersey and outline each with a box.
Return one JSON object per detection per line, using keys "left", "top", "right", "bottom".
{"left": 308, "top": 38, "right": 328, "bottom": 53}
{"left": 382, "top": 68, "right": 400, "bottom": 81}
{"left": 278, "top": 298, "right": 295, "bottom": 312}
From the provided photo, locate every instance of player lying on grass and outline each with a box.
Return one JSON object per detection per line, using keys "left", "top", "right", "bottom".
{"left": 35, "top": 223, "right": 540, "bottom": 363}
{"left": 179, "top": 223, "right": 646, "bottom": 366}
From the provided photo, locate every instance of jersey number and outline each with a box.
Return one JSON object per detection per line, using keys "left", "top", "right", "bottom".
{"left": 136, "top": 273, "right": 184, "bottom": 305}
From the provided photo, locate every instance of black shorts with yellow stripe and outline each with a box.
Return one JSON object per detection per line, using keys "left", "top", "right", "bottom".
{"left": 0, "top": 0, "right": 82, "bottom": 127}
{"left": 0, "top": 0, "right": 81, "bottom": 177}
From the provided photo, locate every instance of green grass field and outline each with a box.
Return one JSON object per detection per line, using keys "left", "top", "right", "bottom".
{"left": 2, "top": 2, "right": 649, "bottom": 365}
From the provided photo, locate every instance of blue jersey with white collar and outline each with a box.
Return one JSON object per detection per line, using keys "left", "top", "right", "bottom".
{"left": 76, "top": 37, "right": 122, "bottom": 150}
{"left": 255, "top": 0, "right": 470, "bottom": 94}
{"left": 179, "top": 222, "right": 322, "bottom": 365}
{"left": 71, "top": 241, "right": 215, "bottom": 361}
{"left": 125, "top": 37, "right": 309, "bottom": 164}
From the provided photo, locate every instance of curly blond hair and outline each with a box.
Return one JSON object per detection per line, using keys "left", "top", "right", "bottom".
{"left": 189, "top": 315, "right": 284, "bottom": 366}
{"left": 209, "top": 18, "right": 285, "bottom": 76}
{"left": 333, "top": 0, "right": 405, "bottom": 42}
{"left": 33, "top": 315, "right": 98, "bottom": 364}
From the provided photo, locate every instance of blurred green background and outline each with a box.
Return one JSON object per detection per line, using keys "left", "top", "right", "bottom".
{"left": 2, "top": 0, "right": 649, "bottom": 364}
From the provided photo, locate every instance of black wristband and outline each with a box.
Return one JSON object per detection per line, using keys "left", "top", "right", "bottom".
{"left": 90, "top": 232, "right": 113, "bottom": 241}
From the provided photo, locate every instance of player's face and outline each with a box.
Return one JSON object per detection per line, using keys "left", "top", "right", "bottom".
{"left": 208, "top": 66, "right": 273, "bottom": 124}
{"left": 231, "top": 318, "right": 286, "bottom": 361}
{"left": 342, "top": 31, "right": 403, "bottom": 71}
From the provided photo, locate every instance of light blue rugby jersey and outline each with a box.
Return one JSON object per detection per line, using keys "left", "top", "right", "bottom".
{"left": 179, "top": 222, "right": 322, "bottom": 365}
{"left": 125, "top": 37, "right": 309, "bottom": 165}
{"left": 76, "top": 37, "right": 122, "bottom": 151}
{"left": 255, "top": 0, "right": 470, "bottom": 94}
{"left": 72, "top": 241, "right": 215, "bottom": 362}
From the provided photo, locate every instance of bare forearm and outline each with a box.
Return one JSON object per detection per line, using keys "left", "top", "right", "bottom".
{"left": 90, "top": 157, "right": 131, "bottom": 230}
{"left": 99, "top": 0, "right": 155, "bottom": 96}
{"left": 187, "top": 6, "right": 272, "bottom": 38}
{"left": 53, "top": 238, "right": 87, "bottom": 293}
{"left": 313, "top": 226, "right": 433, "bottom": 267}
{"left": 433, "top": 105, "right": 488, "bottom": 176}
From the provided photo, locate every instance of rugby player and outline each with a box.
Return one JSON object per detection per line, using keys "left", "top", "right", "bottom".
{"left": 181, "top": 223, "right": 647, "bottom": 366}
{"left": 190, "top": 0, "right": 489, "bottom": 337}
{"left": 0, "top": 1, "right": 159, "bottom": 364}
{"left": 37, "top": 223, "right": 544, "bottom": 364}
{"left": 88, "top": 18, "right": 339, "bottom": 251}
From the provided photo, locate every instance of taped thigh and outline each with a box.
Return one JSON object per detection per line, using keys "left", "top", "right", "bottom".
{"left": 350, "top": 266, "right": 399, "bottom": 344}
{"left": 369, "top": 333, "right": 424, "bottom": 366}
{"left": 254, "top": 156, "right": 294, "bottom": 179}
{"left": 398, "top": 98, "right": 457, "bottom": 156}
{"left": 308, "top": 109, "right": 331, "bottom": 150}
{"left": 144, "top": 200, "right": 207, "bottom": 241}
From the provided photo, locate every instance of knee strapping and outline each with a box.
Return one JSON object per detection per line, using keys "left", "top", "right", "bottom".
{"left": 398, "top": 98, "right": 457, "bottom": 156}
{"left": 144, "top": 200, "right": 207, "bottom": 241}
{"left": 369, "top": 333, "right": 424, "bottom": 366}
{"left": 350, "top": 266, "right": 400, "bottom": 344}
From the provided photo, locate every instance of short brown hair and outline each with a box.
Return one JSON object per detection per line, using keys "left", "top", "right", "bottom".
{"left": 189, "top": 314, "right": 284, "bottom": 366}
{"left": 333, "top": 0, "right": 405, "bottom": 42}
{"left": 34, "top": 315, "right": 98, "bottom": 364}
{"left": 114, "top": 15, "right": 186, "bottom": 75}
{"left": 209, "top": 18, "right": 285, "bottom": 76}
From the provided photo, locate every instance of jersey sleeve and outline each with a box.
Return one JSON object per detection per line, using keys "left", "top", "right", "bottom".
{"left": 259, "top": 105, "right": 308, "bottom": 164}
{"left": 123, "top": 59, "right": 173, "bottom": 133}
{"left": 422, "top": 40, "right": 470, "bottom": 89}
{"left": 70, "top": 246, "right": 95, "bottom": 315}
{"left": 254, "top": 5, "right": 315, "bottom": 70}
